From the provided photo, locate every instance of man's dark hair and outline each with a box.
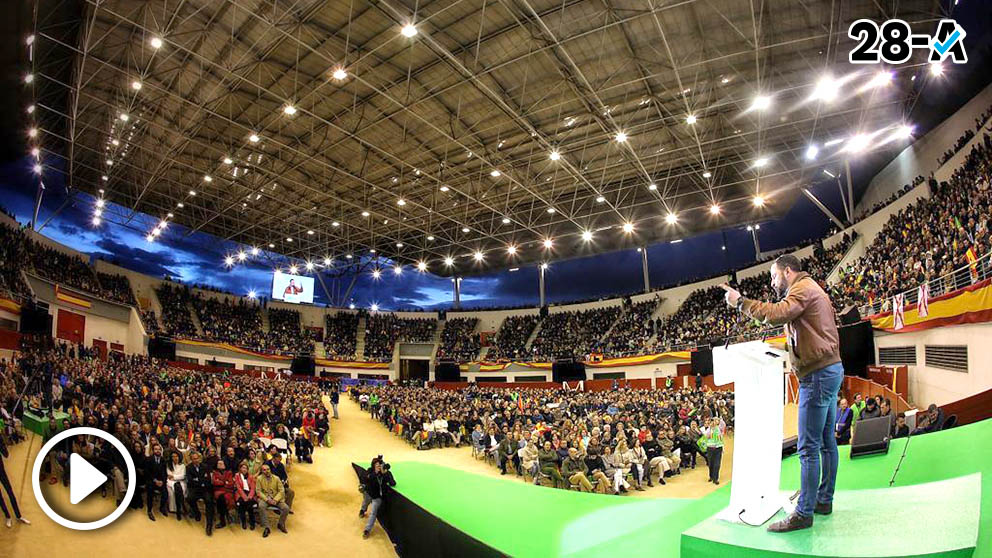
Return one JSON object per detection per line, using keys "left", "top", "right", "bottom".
{"left": 774, "top": 254, "right": 803, "bottom": 273}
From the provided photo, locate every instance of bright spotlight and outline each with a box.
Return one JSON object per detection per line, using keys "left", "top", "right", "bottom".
{"left": 401, "top": 24, "right": 418, "bottom": 37}
{"left": 397, "top": 199, "right": 406, "bottom": 206}
{"left": 150, "top": 37, "right": 163, "bottom": 49}
{"left": 372, "top": 269, "right": 381, "bottom": 279}
{"left": 32, "top": 164, "right": 42, "bottom": 174}
{"left": 615, "top": 131, "right": 628, "bottom": 143}
{"left": 444, "top": 256, "right": 454, "bottom": 266}
{"left": 812, "top": 76, "right": 839, "bottom": 102}
{"left": 146, "top": 234, "right": 154, "bottom": 242}
{"left": 930, "top": 63, "right": 943, "bottom": 76}
{"left": 507, "top": 245, "right": 517, "bottom": 255}
{"left": 750, "top": 95, "right": 771, "bottom": 111}
{"left": 417, "top": 261, "right": 427, "bottom": 272}
{"left": 540, "top": 263, "right": 549, "bottom": 271}
{"left": 543, "top": 238, "right": 553, "bottom": 249}
{"left": 501, "top": 217, "right": 511, "bottom": 224}
{"left": 224, "top": 256, "right": 235, "bottom": 267}
{"left": 332, "top": 68, "right": 348, "bottom": 80}
{"left": 622, "top": 222, "right": 635, "bottom": 233}
{"left": 462, "top": 227, "right": 470, "bottom": 233}
{"left": 846, "top": 134, "right": 871, "bottom": 153}
{"left": 283, "top": 105, "right": 297, "bottom": 116}
{"left": 806, "top": 145, "right": 819, "bottom": 160}
{"left": 753, "top": 157, "right": 769, "bottom": 168}
{"left": 648, "top": 183, "right": 657, "bottom": 191}
{"left": 595, "top": 196, "right": 605, "bottom": 203}
{"left": 581, "top": 230, "right": 593, "bottom": 242}
{"left": 709, "top": 204, "right": 721, "bottom": 215}
{"left": 702, "top": 171, "right": 712, "bottom": 178}
{"left": 237, "top": 251, "right": 246, "bottom": 261}
{"left": 393, "top": 265, "right": 403, "bottom": 275}
{"left": 899, "top": 125, "right": 914, "bottom": 138}
{"left": 96, "top": 199, "right": 105, "bottom": 208}
{"left": 867, "top": 71, "right": 892, "bottom": 88}
{"left": 91, "top": 217, "right": 101, "bottom": 226}
{"left": 753, "top": 195, "right": 766, "bottom": 207}
{"left": 323, "top": 257, "right": 332, "bottom": 266}
{"left": 248, "top": 290, "right": 257, "bottom": 299}
{"left": 28, "top": 128, "right": 38, "bottom": 138}
{"left": 251, "top": 247, "right": 260, "bottom": 255}
{"left": 305, "top": 261, "right": 314, "bottom": 271}
{"left": 685, "top": 114, "right": 697, "bottom": 125}
{"left": 665, "top": 213, "right": 678, "bottom": 225}
{"left": 473, "top": 251, "right": 484, "bottom": 261}
{"left": 490, "top": 169, "right": 501, "bottom": 177}
{"left": 289, "top": 265, "right": 298, "bottom": 274}
{"left": 546, "top": 207, "right": 556, "bottom": 214}
{"left": 370, "top": 303, "right": 379, "bottom": 312}
{"left": 249, "top": 133, "right": 260, "bottom": 143}
{"left": 549, "top": 150, "right": 561, "bottom": 161}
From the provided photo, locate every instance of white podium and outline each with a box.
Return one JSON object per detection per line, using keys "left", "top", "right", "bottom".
{"left": 712, "top": 340, "right": 788, "bottom": 525}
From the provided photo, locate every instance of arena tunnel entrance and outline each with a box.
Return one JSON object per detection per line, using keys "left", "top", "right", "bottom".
{"left": 400, "top": 358, "right": 430, "bottom": 382}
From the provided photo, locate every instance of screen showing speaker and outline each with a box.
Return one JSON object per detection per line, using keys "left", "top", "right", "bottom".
{"left": 271, "top": 270, "right": 315, "bottom": 304}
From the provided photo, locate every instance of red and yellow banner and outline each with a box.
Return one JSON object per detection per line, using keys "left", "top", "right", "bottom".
{"left": 869, "top": 279, "right": 992, "bottom": 333}
{"left": 55, "top": 285, "right": 92, "bottom": 308}
{"left": 459, "top": 349, "right": 692, "bottom": 372}
{"left": 0, "top": 297, "right": 21, "bottom": 315}
{"left": 174, "top": 339, "right": 390, "bottom": 369}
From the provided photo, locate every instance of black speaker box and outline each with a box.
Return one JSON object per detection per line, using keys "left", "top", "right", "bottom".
{"left": 691, "top": 345, "right": 714, "bottom": 376}
{"left": 435, "top": 362, "right": 461, "bottom": 382}
{"left": 839, "top": 320, "right": 874, "bottom": 378}
{"left": 291, "top": 355, "right": 316, "bottom": 376}
{"left": 850, "top": 416, "right": 891, "bottom": 458}
{"left": 552, "top": 360, "right": 585, "bottom": 383}
{"left": 148, "top": 337, "right": 176, "bottom": 360}
{"left": 20, "top": 304, "right": 51, "bottom": 335}
{"left": 839, "top": 305, "right": 862, "bottom": 325}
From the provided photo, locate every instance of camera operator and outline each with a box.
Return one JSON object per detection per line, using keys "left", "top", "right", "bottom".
{"left": 359, "top": 456, "right": 396, "bottom": 539}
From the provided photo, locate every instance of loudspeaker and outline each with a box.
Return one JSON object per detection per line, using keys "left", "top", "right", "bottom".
{"left": 20, "top": 303, "right": 51, "bottom": 335}
{"left": 839, "top": 320, "right": 874, "bottom": 378}
{"left": 148, "top": 337, "right": 176, "bottom": 360}
{"left": 291, "top": 355, "right": 315, "bottom": 376}
{"left": 435, "top": 362, "right": 460, "bottom": 382}
{"left": 782, "top": 435, "right": 798, "bottom": 458}
{"left": 552, "top": 360, "right": 585, "bottom": 383}
{"left": 839, "top": 305, "right": 862, "bottom": 325}
{"left": 850, "top": 416, "right": 891, "bottom": 458}
{"left": 691, "top": 346, "right": 713, "bottom": 376}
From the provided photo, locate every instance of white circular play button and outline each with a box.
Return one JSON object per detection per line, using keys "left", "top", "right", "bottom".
{"left": 32, "top": 427, "right": 136, "bottom": 530}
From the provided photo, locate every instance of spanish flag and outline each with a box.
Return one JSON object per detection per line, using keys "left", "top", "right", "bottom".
{"left": 55, "top": 285, "right": 92, "bottom": 308}
{"left": 966, "top": 247, "right": 979, "bottom": 282}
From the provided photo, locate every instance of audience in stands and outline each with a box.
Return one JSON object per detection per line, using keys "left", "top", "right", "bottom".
{"left": 95, "top": 272, "right": 138, "bottom": 306}
{"left": 529, "top": 306, "right": 621, "bottom": 361}
{"left": 487, "top": 315, "right": 540, "bottom": 361}
{"left": 264, "top": 308, "right": 315, "bottom": 355}
{"left": 602, "top": 298, "right": 661, "bottom": 358}
{"left": 436, "top": 318, "right": 481, "bottom": 362}
{"left": 154, "top": 284, "right": 199, "bottom": 338}
{"left": 324, "top": 313, "right": 359, "bottom": 360}
{"left": 363, "top": 314, "right": 436, "bottom": 362}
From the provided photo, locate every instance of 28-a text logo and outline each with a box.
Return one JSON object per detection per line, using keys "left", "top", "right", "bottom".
{"left": 849, "top": 19, "right": 966, "bottom": 65}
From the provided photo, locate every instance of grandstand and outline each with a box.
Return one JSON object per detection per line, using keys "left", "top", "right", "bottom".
{"left": 3, "top": 3, "right": 992, "bottom": 558}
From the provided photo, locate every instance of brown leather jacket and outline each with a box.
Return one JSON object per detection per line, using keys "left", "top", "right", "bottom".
{"left": 738, "top": 272, "right": 841, "bottom": 378}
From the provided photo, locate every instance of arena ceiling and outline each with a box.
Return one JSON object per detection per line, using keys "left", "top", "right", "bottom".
{"left": 28, "top": 0, "right": 946, "bottom": 277}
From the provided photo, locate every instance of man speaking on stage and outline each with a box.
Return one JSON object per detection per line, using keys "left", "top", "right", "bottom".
{"left": 720, "top": 253, "right": 842, "bottom": 533}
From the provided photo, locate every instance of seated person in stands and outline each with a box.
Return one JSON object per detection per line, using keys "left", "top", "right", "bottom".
{"left": 234, "top": 461, "right": 258, "bottom": 531}
{"left": 256, "top": 463, "right": 289, "bottom": 537}
{"left": 835, "top": 398, "right": 853, "bottom": 445}
{"left": 538, "top": 440, "right": 565, "bottom": 489}
{"left": 520, "top": 433, "right": 541, "bottom": 481}
{"left": 433, "top": 416, "right": 452, "bottom": 447}
{"left": 891, "top": 413, "right": 910, "bottom": 439}
{"left": 562, "top": 447, "right": 604, "bottom": 492}
{"left": 498, "top": 433, "right": 521, "bottom": 475}
{"left": 641, "top": 433, "right": 667, "bottom": 486}
{"left": 912, "top": 404, "right": 946, "bottom": 435}
{"left": 861, "top": 397, "right": 881, "bottom": 420}
{"left": 265, "top": 450, "right": 295, "bottom": 511}
{"left": 602, "top": 445, "right": 631, "bottom": 495}
{"left": 293, "top": 428, "right": 314, "bottom": 463}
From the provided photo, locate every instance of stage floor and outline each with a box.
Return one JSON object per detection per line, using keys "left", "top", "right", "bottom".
{"left": 390, "top": 418, "right": 992, "bottom": 558}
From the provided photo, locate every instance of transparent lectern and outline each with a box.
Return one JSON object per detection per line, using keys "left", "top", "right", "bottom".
{"left": 712, "top": 340, "right": 788, "bottom": 525}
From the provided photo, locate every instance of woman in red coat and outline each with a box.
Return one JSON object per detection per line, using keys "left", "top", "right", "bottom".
{"left": 233, "top": 461, "right": 258, "bottom": 530}
{"left": 211, "top": 459, "right": 236, "bottom": 528}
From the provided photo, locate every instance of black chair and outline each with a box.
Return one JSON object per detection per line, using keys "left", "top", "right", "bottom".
{"left": 941, "top": 414, "right": 958, "bottom": 430}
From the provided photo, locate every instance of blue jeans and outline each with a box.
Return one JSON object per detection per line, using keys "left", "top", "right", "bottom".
{"left": 796, "top": 362, "right": 844, "bottom": 517}
{"left": 360, "top": 492, "right": 382, "bottom": 533}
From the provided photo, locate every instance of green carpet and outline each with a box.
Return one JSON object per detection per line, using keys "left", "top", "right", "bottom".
{"left": 389, "top": 418, "right": 992, "bottom": 558}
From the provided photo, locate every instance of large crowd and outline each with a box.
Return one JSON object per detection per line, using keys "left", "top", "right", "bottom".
{"left": 324, "top": 313, "right": 359, "bottom": 360}
{"left": 194, "top": 295, "right": 265, "bottom": 348}
{"left": 95, "top": 272, "right": 138, "bottom": 306}
{"left": 363, "top": 314, "right": 437, "bottom": 362}
{"left": 832, "top": 131, "right": 992, "bottom": 312}
{"left": 265, "top": 308, "right": 315, "bottom": 355}
{"left": 154, "top": 284, "right": 199, "bottom": 338}
{"left": 486, "top": 314, "right": 541, "bottom": 361}
{"left": 529, "top": 306, "right": 621, "bottom": 361}
{"left": 602, "top": 298, "right": 661, "bottom": 357}
{"left": 435, "top": 318, "right": 481, "bottom": 362}
{"left": 354, "top": 383, "right": 734, "bottom": 493}
{"left": 0, "top": 340, "right": 330, "bottom": 537}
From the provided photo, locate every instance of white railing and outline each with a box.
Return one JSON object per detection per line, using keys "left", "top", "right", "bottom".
{"left": 857, "top": 249, "right": 992, "bottom": 317}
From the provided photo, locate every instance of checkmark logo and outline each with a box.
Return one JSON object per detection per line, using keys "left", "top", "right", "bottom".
{"left": 933, "top": 28, "right": 961, "bottom": 57}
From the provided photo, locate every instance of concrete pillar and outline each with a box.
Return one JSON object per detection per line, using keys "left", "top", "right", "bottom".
{"left": 641, "top": 247, "right": 650, "bottom": 293}
{"left": 539, "top": 265, "right": 546, "bottom": 307}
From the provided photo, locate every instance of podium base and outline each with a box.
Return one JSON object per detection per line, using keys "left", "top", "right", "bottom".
{"left": 682, "top": 474, "right": 981, "bottom": 558}
{"left": 714, "top": 496, "right": 785, "bottom": 526}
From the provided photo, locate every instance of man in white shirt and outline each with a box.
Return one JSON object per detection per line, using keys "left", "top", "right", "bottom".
{"left": 433, "top": 418, "right": 450, "bottom": 447}
{"left": 419, "top": 420, "right": 435, "bottom": 449}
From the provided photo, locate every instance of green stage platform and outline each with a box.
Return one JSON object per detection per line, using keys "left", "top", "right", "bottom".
{"left": 388, "top": 418, "right": 992, "bottom": 558}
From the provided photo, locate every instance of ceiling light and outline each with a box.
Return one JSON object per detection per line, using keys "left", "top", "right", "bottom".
{"left": 96, "top": 199, "right": 105, "bottom": 208}
{"left": 203, "top": 175, "right": 212, "bottom": 182}
{"left": 224, "top": 256, "right": 234, "bottom": 267}
{"left": 846, "top": 134, "right": 871, "bottom": 153}
{"left": 32, "top": 164, "right": 42, "bottom": 174}
{"left": 119, "top": 113, "right": 129, "bottom": 121}
{"left": 930, "top": 63, "right": 943, "bottom": 76}
{"left": 750, "top": 95, "right": 771, "bottom": 111}
{"left": 397, "top": 199, "right": 406, "bottom": 206}
{"left": 622, "top": 222, "right": 635, "bottom": 233}
{"left": 543, "top": 238, "right": 553, "bottom": 249}
{"left": 146, "top": 234, "right": 154, "bottom": 242}
{"left": 345, "top": 254, "right": 352, "bottom": 259}
{"left": 361, "top": 210, "right": 370, "bottom": 217}
{"left": 283, "top": 104, "right": 297, "bottom": 116}
{"left": 546, "top": 207, "right": 556, "bottom": 214}
{"left": 189, "top": 190, "right": 196, "bottom": 196}
{"left": 323, "top": 257, "right": 332, "bottom": 266}
{"left": 490, "top": 169, "right": 501, "bottom": 177}
{"left": 685, "top": 114, "right": 697, "bottom": 125}
{"left": 111, "top": 139, "right": 120, "bottom": 146}
{"left": 596, "top": 195, "right": 605, "bottom": 203}
{"left": 702, "top": 171, "right": 712, "bottom": 178}
{"left": 507, "top": 245, "right": 517, "bottom": 255}
{"left": 747, "top": 225, "right": 753, "bottom": 231}
{"left": 92, "top": 217, "right": 101, "bottom": 226}
{"left": 131, "top": 81, "right": 142, "bottom": 91}
{"left": 417, "top": 261, "right": 427, "bottom": 272}
{"left": 268, "top": 243, "right": 275, "bottom": 248}
{"left": 502, "top": 217, "right": 511, "bottom": 224}
{"left": 473, "top": 251, "right": 484, "bottom": 261}
{"left": 549, "top": 150, "right": 561, "bottom": 161}
{"left": 332, "top": 68, "right": 348, "bottom": 80}
{"left": 23, "top": 74, "right": 34, "bottom": 84}
{"left": 237, "top": 251, "right": 247, "bottom": 261}
{"left": 582, "top": 230, "right": 593, "bottom": 242}
{"left": 251, "top": 247, "right": 260, "bottom": 255}
{"left": 427, "top": 235, "right": 435, "bottom": 241}
{"left": 30, "top": 147, "right": 40, "bottom": 157}
{"left": 106, "top": 159, "right": 113, "bottom": 166}
{"left": 721, "top": 77, "right": 730, "bottom": 84}
{"left": 177, "top": 202, "right": 184, "bottom": 208}
{"left": 806, "top": 145, "right": 819, "bottom": 160}
{"left": 648, "top": 183, "right": 657, "bottom": 191}
{"left": 665, "top": 212, "right": 678, "bottom": 225}
{"left": 247, "top": 290, "right": 257, "bottom": 299}
{"left": 462, "top": 227, "right": 470, "bottom": 233}
{"left": 540, "top": 263, "right": 549, "bottom": 271}
{"left": 439, "top": 185, "right": 449, "bottom": 192}
{"left": 401, "top": 24, "right": 418, "bottom": 37}
{"left": 812, "top": 76, "right": 839, "bottom": 102}
{"left": 26, "top": 105, "right": 35, "bottom": 114}
{"left": 444, "top": 256, "right": 454, "bottom": 266}
{"left": 249, "top": 133, "right": 260, "bottom": 143}
{"left": 396, "top": 242, "right": 403, "bottom": 248}
{"left": 709, "top": 204, "right": 721, "bottom": 215}
{"left": 753, "top": 157, "right": 769, "bottom": 168}
{"left": 753, "top": 195, "right": 766, "bottom": 207}
{"left": 868, "top": 71, "right": 892, "bottom": 88}
{"left": 305, "top": 261, "right": 315, "bottom": 271}
{"left": 393, "top": 265, "right": 402, "bottom": 275}
{"left": 615, "top": 131, "right": 628, "bottom": 143}
{"left": 899, "top": 125, "right": 914, "bottom": 138}
{"left": 28, "top": 128, "right": 38, "bottom": 138}
{"left": 286, "top": 237, "right": 292, "bottom": 242}
{"left": 150, "top": 37, "right": 163, "bottom": 49}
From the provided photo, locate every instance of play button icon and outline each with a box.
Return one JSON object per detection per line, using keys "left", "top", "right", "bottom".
{"left": 69, "top": 453, "right": 109, "bottom": 504}
{"left": 32, "top": 427, "right": 136, "bottom": 530}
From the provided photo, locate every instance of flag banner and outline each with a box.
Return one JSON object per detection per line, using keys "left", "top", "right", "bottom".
{"left": 966, "top": 247, "right": 979, "bottom": 282}
{"left": 917, "top": 283, "right": 930, "bottom": 318}
{"left": 55, "top": 285, "right": 93, "bottom": 308}
{"left": 893, "top": 294, "right": 905, "bottom": 330}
